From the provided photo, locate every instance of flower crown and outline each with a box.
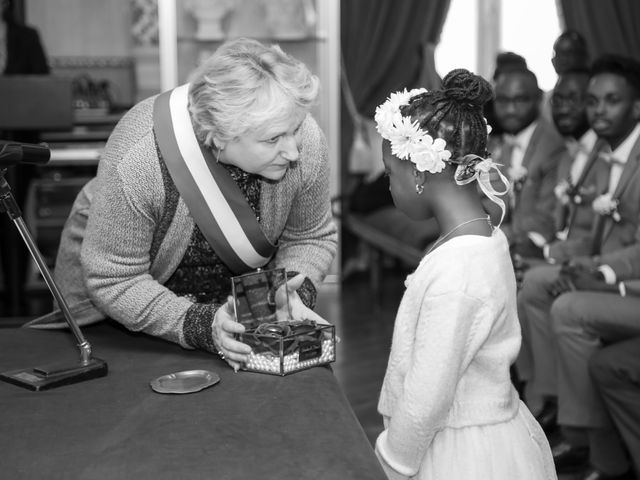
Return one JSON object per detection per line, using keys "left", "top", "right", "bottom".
{"left": 374, "top": 88, "right": 493, "bottom": 174}
{"left": 374, "top": 88, "right": 508, "bottom": 225}
{"left": 374, "top": 88, "right": 452, "bottom": 173}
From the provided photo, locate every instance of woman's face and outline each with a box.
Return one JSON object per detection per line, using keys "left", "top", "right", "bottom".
{"left": 219, "top": 109, "right": 307, "bottom": 181}
{"left": 382, "top": 140, "right": 429, "bottom": 220}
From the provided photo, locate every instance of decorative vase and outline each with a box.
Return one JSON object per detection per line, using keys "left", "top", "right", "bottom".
{"left": 263, "top": 0, "right": 316, "bottom": 40}
{"left": 184, "top": 0, "right": 236, "bottom": 40}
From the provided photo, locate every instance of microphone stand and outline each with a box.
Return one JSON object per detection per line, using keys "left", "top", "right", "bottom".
{"left": 0, "top": 167, "right": 107, "bottom": 390}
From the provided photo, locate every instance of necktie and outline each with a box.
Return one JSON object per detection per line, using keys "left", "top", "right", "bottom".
{"left": 502, "top": 135, "right": 520, "bottom": 161}
{"left": 566, "top": 138, "right": 588, "bottom": 158}
{"left": 590, "top": 214, "right": 606, "bottom": 256}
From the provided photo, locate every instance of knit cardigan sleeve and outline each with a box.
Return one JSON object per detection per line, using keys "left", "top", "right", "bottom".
{"left": 80, "top": 106, "right": 195, "bottom": 347}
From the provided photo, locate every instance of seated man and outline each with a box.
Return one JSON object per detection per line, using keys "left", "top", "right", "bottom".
{"left": 548, "top": 67, "right": 602, "bottom": 246}
{"left": 551, "top": 265, "right": 640, "bottom": 479}
{"left": 589, "top": 336, "right": 640, "bottom": 479}
{"left": 520, "top": 67, "right": 608, "bottom": 267}
{"left": 488, "top": 67, "right": 565, "bottom": 258}
{"left": 514, "top": 67, "right": 610, "bottom": 404}
{"left": 516, "top": 54, "right": 640, "bottom": 477}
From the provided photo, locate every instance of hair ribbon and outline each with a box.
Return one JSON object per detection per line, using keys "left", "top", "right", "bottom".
{"left": 455, "top": 155, "right": 510, "bottom": 227}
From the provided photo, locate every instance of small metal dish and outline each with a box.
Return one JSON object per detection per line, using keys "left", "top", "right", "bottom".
{"left": 150, "top": 369, "right": 220, "bottom": 394}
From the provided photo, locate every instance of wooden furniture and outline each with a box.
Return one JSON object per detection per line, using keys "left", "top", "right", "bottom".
{"left": 0, "top": 321, "right": 386, "bottom": 479}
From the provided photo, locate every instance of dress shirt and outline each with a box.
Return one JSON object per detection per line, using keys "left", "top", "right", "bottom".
{"left": 504, "top": 121, "right": 537, "bottom": 171}
{"left": 604, "top": 123, "right": 640, "bottom": 194}
{"left": 566, "top": 129, "right": 598, "bottom": 184}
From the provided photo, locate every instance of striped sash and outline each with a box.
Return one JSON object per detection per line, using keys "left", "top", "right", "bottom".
{"left": 153, "top": 83, "right": 276, "bottom": 274}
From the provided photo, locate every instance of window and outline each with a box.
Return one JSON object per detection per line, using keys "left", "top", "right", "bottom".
{"left": 436, "top": 0, "right": 561, "bottom": 90}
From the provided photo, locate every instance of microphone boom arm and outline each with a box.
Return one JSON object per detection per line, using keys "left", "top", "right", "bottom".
{"left": 0, "top": 166, "right": 107, "bottom": 391}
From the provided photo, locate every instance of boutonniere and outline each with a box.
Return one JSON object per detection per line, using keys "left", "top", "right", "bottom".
{"left": 593, "top": 193, "right": 621, "bottom": 222}
{"left": 554, "top": 179, "right": 582, "bottom": 205}
{"left": 508, "top": 165, "right": 528, "bottom": 191}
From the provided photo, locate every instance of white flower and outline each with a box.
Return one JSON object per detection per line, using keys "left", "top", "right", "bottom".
{"left": 412, "top": 135, "right": 451, "bottom": 173}
{"left": 593, "top": 193, "right": 621, "bottom": 222}
{"left": 508, "top": 165, "right": 528, "bottom": 183}
{"left": 387, "top": 88, "right": 427, "bottom": 110}
{"left": 554, "top": 180, "right": 571, "bottom": 205}
{"left": 374, "top": 88, "right": 452, "bottom": 173}
{"left": 388, "top": 116, "right": 424, "bottom": 160}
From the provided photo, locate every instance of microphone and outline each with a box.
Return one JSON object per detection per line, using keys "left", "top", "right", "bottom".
{"left": 0, "top": 164, "right": 108, "bottom": 390}
{"left": 0, "top": 140, "right": 51, "bottom": 166}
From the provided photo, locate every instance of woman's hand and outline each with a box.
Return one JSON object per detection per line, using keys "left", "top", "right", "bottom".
{"left": 212, "top": 296, "right": 252, "bottom": 371}
{"left": 274, "top": 273, "right": 328, "bottom": 325}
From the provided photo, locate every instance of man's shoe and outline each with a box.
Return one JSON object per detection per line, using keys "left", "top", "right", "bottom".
{"left": 534, "top": 399, "right": 558, "bottom": 433}
{"left": 552, "top": 440, "right": 589, "bottom": 473}
{"left": 581, "top": 466, "right": 636, "bottom": 480}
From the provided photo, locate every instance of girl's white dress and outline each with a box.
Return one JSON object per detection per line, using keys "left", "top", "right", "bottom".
{"left": 376, "top": 229, "right": 556, "bottom": 480}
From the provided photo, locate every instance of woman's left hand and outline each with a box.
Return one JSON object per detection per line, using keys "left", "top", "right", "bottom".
{"left": 274, "top": 273, "right": 328, "bottom": 324}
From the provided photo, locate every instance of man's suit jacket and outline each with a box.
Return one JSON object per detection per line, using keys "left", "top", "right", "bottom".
{"left": 549, "top": 137, "right": 610, "bottom": 259}
{"left": 488, "top": 118, "right": 566, "bottom": 243}
{"left": 551, "top": 131, "right": 640, "bottom": 280}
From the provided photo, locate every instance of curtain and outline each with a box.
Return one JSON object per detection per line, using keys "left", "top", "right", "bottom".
{"left": 341, "top": 0, "right": 451, "bottom": 118}
{"left": 558, "top": 0, "right": 640, "bottom": 62}
{"left": 340, "top": 0, "right": 451, "bottom": 184}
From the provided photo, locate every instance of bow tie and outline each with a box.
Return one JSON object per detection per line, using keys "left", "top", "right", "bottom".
{"left": 566, "top": 139, "right": 590, "bottom": 158}
{"left": 598, "top": 151, "right": 626, "bottom": 166}
{"left": 503, "top": 135, "right": 521, "bottom": 149}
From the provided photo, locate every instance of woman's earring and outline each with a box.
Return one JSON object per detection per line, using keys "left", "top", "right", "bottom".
{"left": 216, "top": 147, "right": 222, "bottom": 163}
{"left": 415, "top": 183, "right": 424, "bottom": 195}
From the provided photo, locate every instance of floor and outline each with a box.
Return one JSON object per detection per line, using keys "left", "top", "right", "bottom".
{"left": 0, "top": 259, "right": 606, "bottom": 479}
{"left": 320, "top": 264, "right": 587, "bottom": 480}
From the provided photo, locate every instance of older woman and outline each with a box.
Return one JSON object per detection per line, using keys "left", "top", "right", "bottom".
{"left": 30, "top": 38, "right": 337, "bottom": 371}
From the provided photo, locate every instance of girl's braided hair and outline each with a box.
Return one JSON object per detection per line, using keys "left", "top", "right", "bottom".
{"left": 401, "top": 68, "right": 493, "bottom": 166}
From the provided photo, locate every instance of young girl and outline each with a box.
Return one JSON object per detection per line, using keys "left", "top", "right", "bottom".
{"left": 373, "top": 69, "right": 557, "bottom": 479}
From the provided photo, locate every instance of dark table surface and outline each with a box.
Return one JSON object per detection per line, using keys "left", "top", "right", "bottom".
{"left": 0, "top": 321, "right": 385, "bottom": 480}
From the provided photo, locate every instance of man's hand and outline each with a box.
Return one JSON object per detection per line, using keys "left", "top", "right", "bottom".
{"left": 549, "top": 261, "right": 610, "bottom": 296}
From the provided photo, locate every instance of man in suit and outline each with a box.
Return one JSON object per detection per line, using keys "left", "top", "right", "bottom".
{"left": 544, "top": 67, "right": 608, "bottom": 256}
{"left": 590, "top": 337, "right": 640, "bottom": 479}
{"left": 514, "top": 67, "right": 610, "bottom": 412}
{"left": 489, "top": 67, "right": 566, "bottom": 258}
{"left": 517, "top": 54, "right": 640, "bottom": 480}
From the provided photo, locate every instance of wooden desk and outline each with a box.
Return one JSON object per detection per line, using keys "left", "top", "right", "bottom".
{"left": 0, "top": 321, "right": 385, "bottom": 480}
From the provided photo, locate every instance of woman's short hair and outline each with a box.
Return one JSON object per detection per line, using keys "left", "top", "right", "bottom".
{"left": 187, "top": 37, "right": 320, "bottom": 147}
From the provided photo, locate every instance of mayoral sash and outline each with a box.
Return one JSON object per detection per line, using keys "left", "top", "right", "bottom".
{"left": 153, "top": 83, "right": 276, "bottom": 274}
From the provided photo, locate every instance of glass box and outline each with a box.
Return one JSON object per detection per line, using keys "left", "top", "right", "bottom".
{"left": 232, "top": 268, "right": 336, "bottom": 375}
